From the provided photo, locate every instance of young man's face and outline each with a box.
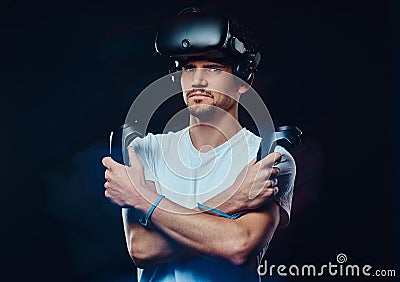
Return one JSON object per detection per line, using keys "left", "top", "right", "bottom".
{"left": 180, "top": 59, "right": 243, "bottom": 120}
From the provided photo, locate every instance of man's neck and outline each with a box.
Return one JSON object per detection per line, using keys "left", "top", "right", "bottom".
{"left": 189, "top": 112, "right": 242, "bottom": 152}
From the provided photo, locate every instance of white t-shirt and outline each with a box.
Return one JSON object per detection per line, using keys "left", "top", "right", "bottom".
{"left": 130, "top": 127, "right": 296, "bottom": 282}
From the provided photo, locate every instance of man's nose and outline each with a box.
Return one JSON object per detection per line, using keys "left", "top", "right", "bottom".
{"left": 191, "top": 68, "right": 208, "bottom": 87}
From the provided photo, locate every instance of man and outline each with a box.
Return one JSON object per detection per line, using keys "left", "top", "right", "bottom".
{"left": 102, "top": 8, "right": 295, "bottom": 282}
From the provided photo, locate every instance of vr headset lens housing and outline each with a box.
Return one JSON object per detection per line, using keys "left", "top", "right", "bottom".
{"left": 155, "top": 12, "right": 261, "bottom": 82}
{"left": 156, "top": 14, "right": 245, "bottom": 61}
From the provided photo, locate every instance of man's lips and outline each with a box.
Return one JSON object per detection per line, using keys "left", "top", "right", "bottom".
{"left": 187, "top": 90, "right": 212, "bottom": 98}
{"left": 189, "top": 93, "right": 211, "bottom": 98}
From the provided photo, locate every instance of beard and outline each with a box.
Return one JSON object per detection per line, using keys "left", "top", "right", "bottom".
{"left": 185, "top": 88, "right": 217, "bottom": 120}
{"left": 187, "top": 103, "right": 217, "bottom": 120}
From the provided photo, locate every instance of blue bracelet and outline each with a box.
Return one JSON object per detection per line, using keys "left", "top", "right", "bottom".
{"left": 140, "top": 195, "right": 165, "bottom": 226}
{"left": 197, "top": 203, "right": 244, "bottom": 219}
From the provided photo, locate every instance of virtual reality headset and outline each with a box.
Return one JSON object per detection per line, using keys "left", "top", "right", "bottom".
{"left": 154, "top": 9, "right": 261, "bottom": 82}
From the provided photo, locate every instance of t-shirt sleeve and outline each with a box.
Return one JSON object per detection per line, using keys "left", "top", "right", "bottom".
{"left": 128, "top": 135, "right": 156, "bottom": 182}
{"left": 273, "top": 145, "right": 296, "bottom": 229}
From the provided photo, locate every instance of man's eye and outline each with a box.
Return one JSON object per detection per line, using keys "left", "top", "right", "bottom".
{"left": 182, "top": 67, "right": 223, "bottom": 74}
{"left": 183, "top": 67, "right": 196, "bottom": 72}
{"left": 207, "top": 67, "right": 222, "bottom": 74}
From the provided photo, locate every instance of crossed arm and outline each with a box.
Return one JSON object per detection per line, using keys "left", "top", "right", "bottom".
{"left": 123, "top": 198, "right": 280, "bottom": 268}
{"left": 103, "top": 149, "right": 281, "bottom": 268}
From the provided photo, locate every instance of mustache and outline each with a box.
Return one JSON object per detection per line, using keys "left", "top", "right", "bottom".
{"left": 186, "top": 89, "right": 213, "bottom": 97}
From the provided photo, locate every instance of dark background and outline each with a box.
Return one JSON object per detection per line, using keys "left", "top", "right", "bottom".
{"left": 1, "top": 0, "right": 397, "bottom": 281}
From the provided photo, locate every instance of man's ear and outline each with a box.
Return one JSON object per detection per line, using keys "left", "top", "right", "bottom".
{"left": 238, "top": 73, "right": 254, "bottom": 94}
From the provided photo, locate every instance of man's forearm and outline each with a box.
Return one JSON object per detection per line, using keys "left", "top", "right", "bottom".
{"left": 201, "top": 178, "right": 277, "bottom": 215}
{"left": 122, "top": 208, "right": 186, "bottom": 268}
{"left": 122, "top": 184, "right": 253, "bottom": 269}
{"left": 135, "top": 190, "right": 279, "bottom": 265}
{"left": 201, "top": 184, "right": 244, "bottom": 215}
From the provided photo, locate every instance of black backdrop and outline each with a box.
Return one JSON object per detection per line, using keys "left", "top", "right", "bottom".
{"left": 1, "top": 0, "right": 397, "bottom": 281}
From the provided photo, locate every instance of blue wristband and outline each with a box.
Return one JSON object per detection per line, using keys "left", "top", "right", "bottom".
{"left": 140, "top": 195, "right": 165, "bottom": 226}
{"left": 197, "top": 203, "right": 244, "bottom": 219}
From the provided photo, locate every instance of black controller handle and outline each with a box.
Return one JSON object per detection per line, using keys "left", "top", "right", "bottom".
{"left": 111, "top": 124, "right": 302, "bottom": 164}
{"left": 274, "top": 125, "right": 302, "bottom": 148}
